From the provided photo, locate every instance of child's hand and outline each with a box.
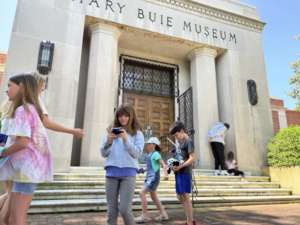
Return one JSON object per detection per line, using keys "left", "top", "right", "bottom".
{"left": 73, "top": 128, "right": 85, "bottom": 138}
{"left": 106, "top": 128, "right": 117, "bottom": 138}
{"left": 171, "top": 166, "right": 180, "bottom": 172}
{"left": 207, "top": 138, "right": 211, "bottom": 142}
{"left": 116, "top": 128, "right": 128, "bottom": 143}
{"left": 106, "top": 128, "right": 117, "bottom": 146}
{"left": 169, "top": 150, "right": 175, "bottom": 157}
{"left": 164, "top": 175, "right": 169, "bottom": 180}
{"left": 235, "top": 164, "right": 239, "bottom": 167}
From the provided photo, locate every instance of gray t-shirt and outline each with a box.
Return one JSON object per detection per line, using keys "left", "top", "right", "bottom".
{"left": 176, "top": 137, "right": 194, "bottom": 175}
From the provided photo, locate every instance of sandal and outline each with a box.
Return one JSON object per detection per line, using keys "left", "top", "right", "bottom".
{"left": 135, "top": 215, "right": 149, "bottom": 223}
{"left": 154, "top": 214, "right": 169, "bottom": 221}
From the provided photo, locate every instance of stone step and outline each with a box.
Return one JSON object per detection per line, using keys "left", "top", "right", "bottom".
{"left": 28, "top": 195, "right": 300, "bottom": 214}
{"left": 53, "top": 173, "right": 269, "bottom": 182}
{"left": 36, "top": 181, "right": 280, "bottom": 190}
{"left": 32, "top": 188, "right": 291, "bottom": 200}
{"left": 69, "top": 166, "right": 215, "bottom": 174}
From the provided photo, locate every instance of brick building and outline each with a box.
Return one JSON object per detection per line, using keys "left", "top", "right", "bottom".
{"left": 0, "top": 50, "right": 7, "bottom": 87}
{"left": 270, "top": 97, "right": 300, "bottom": 132}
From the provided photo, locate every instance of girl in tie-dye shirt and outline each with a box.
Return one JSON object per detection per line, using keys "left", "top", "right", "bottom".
{"left": 0, "top": 73, "right": 52, "bottom": 224}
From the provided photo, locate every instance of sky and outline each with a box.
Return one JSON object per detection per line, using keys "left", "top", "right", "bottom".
{"left": 0, "top": 0, "right": 299, "bottom": 110}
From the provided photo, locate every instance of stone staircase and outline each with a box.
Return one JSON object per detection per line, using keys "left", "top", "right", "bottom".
{"left": 28, "top": 166, "right": 300, "bottom": 213}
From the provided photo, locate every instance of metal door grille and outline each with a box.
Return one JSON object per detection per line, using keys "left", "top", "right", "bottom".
{"left": 178, "top": 87, "right": 194, "bottom": 141}
{"left": 118, "top": 55, "right": 179, "bottom": 101}
{"left": 178, "top": 87, "right": 198, "bottom": 206}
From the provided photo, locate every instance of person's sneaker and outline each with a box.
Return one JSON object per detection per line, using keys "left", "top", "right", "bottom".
{"left": 221, "top": 170, "right": 229, "bottom": 176}
{"left": 241, "top": 177, "right": 248, "bottom": 182}
{"left": 214, "top": 170, "right": 220, "bottom": 176}
{"left": 183, "top": 221, "right": 196, "bottom": 225}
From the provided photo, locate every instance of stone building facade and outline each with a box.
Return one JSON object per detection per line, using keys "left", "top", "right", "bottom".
{"left": 0, "top": 0, "right": 274, "bottom": 175}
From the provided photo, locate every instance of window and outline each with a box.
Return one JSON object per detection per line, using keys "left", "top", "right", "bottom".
{"left": 120, "top": 55, "right": 179, "bottom": 97}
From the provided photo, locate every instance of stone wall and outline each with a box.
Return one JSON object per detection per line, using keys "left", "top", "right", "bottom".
{"left": 262, "top": 167, "right": 300, "bottom": 195}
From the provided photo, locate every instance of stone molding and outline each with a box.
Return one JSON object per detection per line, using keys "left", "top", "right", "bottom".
{"left": 187, "top": 47, "right": 218, "bottom": 61}
{"left": 0, "top": 50, "right": 7, "bottom": 54}
{"left": 88, "top": 23, "right": 121, "bottom": 40}
{"left": 86, "top": 17, "right": 226, "bottom": 55}
{"left": 145, "top": 0, "right": 266, "bottom": 33}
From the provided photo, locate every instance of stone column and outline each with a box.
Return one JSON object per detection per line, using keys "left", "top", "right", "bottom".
{"left": 80, "top": 23, "right": 121, "bottom": 167}
{"left": 187, "top": 47, "right": 219, "bottom": 169}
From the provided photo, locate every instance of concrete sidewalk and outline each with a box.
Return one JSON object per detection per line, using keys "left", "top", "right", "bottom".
{"left": 26, "top": 203, "right": 300, "bottom": 225}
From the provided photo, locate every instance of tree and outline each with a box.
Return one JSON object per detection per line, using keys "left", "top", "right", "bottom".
{"left": 267, "top": 125, "right": 300, "bottom": 167}
{"left": 286, "top": 35, "right": 300, "bottom": 106}
{"left": 295, "top": 105, "right": 300, "bottom": 112}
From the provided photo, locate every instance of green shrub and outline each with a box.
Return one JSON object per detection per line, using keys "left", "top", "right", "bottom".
{"left": 267, "top": 125, "right": 300, "bottom": 167}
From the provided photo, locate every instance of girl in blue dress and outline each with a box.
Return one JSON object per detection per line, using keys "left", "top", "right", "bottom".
{"left": 135, "top": 137, "right": 169, "bottom": 223}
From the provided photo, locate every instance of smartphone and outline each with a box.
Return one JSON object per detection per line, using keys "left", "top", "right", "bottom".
{"left": 0, "top": 134, "right": 7, "bottom": 144}
{"left": 112, "top": 127, "right": 123, "bottom": 135}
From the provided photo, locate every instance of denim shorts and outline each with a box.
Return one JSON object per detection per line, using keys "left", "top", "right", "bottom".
{"left": 12, "top": 182, "right": 38, "bottom": 195}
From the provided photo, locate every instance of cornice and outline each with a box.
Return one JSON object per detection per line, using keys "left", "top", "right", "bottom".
{"left": 86, "top": 17, "right": 226, "bottom": 55}
{"left": 144, "top": 0, "right": 266, "bottom": 33}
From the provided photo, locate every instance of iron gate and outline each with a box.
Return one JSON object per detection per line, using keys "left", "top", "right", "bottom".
{"left": 178, "top": 87, "right": 198, "bottom": 206}
{"left": 178, "top": 87, "right": 194, "bottom": 141}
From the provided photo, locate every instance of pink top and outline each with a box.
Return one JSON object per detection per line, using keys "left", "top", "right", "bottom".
{"left": 0, "top": 104, "right": 53, "bottom": 183}
{"left": 226, "top": 159, "right": 236, "bottom": 170}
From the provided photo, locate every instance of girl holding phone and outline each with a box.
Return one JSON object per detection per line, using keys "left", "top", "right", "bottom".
{"left": 101, "top": 103, "right": 144, "bottom": 225}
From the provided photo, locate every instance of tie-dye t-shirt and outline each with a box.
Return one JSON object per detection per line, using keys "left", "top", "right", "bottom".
{"left": 0, "top": 104, "right": 53, "bottom": 183}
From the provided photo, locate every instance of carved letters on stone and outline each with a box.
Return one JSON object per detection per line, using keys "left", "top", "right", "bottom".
{"left": 73, "top": 0, "right": 237, "bottom": 42}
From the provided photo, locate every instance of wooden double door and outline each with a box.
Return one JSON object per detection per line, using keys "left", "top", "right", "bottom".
{"left": 123, "top": 92, "right": 174, "bottom": 154}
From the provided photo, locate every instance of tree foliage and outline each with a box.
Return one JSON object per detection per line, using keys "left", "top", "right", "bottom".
{"left": 267, "top": 125, "right": 300, "bottom": 167}
{"left": 286, "top": 35, "right": 300, "bottom": 106}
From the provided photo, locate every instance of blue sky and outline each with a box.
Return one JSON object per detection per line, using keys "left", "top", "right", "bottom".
{"left": 0, "top": 0, "right": 299, "bottom": 110}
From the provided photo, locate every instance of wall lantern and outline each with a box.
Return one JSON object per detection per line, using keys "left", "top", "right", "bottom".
{"left": 247, "top": 79, "right": 258, "bottom": 106}
{"left": 37, "top": 41, "right": 55, "bottom": 75}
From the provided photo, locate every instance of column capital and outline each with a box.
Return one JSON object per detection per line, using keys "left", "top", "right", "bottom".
{"left": 187, "top": 47, "right": 217, "bottom": 61}
{"left": 88, "top": 23, "right": 121, "bottom": 40}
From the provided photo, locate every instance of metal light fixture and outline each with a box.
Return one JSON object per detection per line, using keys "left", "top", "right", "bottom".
{"left": 37, "top": 41, "right": 54, "bottom": 75}
{"left": 247, "top": 79, "right": 258, "bottom": 106}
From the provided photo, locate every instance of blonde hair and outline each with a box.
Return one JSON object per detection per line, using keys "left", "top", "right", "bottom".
{"left": 1, "top": 99, "right": 11, "bottom": 117}
{"left": 112, "top": 103, "right": 142, "bottom": 136}
{"left": 6, "top": 73, "right": 43, "bottom": 122}
{"left": 29, "top": 71, "right": 48, "bottom": 109}
{"left": 30, "top": 71, "right": 46, "bottom": 91}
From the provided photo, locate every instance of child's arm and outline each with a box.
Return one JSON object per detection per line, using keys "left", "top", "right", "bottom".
{"left": 0, "top": 136, "right": 29, "bottom": 157}
{"left": 43, "top": 114, "right": 84, "bottom": 138}
{"left": 172, "top": 152, "right": 195, "bottom": 171}
{"left": 158, "top": 159, "right": 169, "bottom": 180}
{"left": 100, "top": 130, "right": 115, "bottom": 158}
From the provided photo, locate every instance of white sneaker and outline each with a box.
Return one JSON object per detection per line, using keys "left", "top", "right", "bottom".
{"left": 221, "top": 170, "right": 229, "bottom": 176}
{"left": 241, "top": 177, "right": 248, "bottom": 182}
{"left": 214, "top": 170, "right": 221, "bottom": 176}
